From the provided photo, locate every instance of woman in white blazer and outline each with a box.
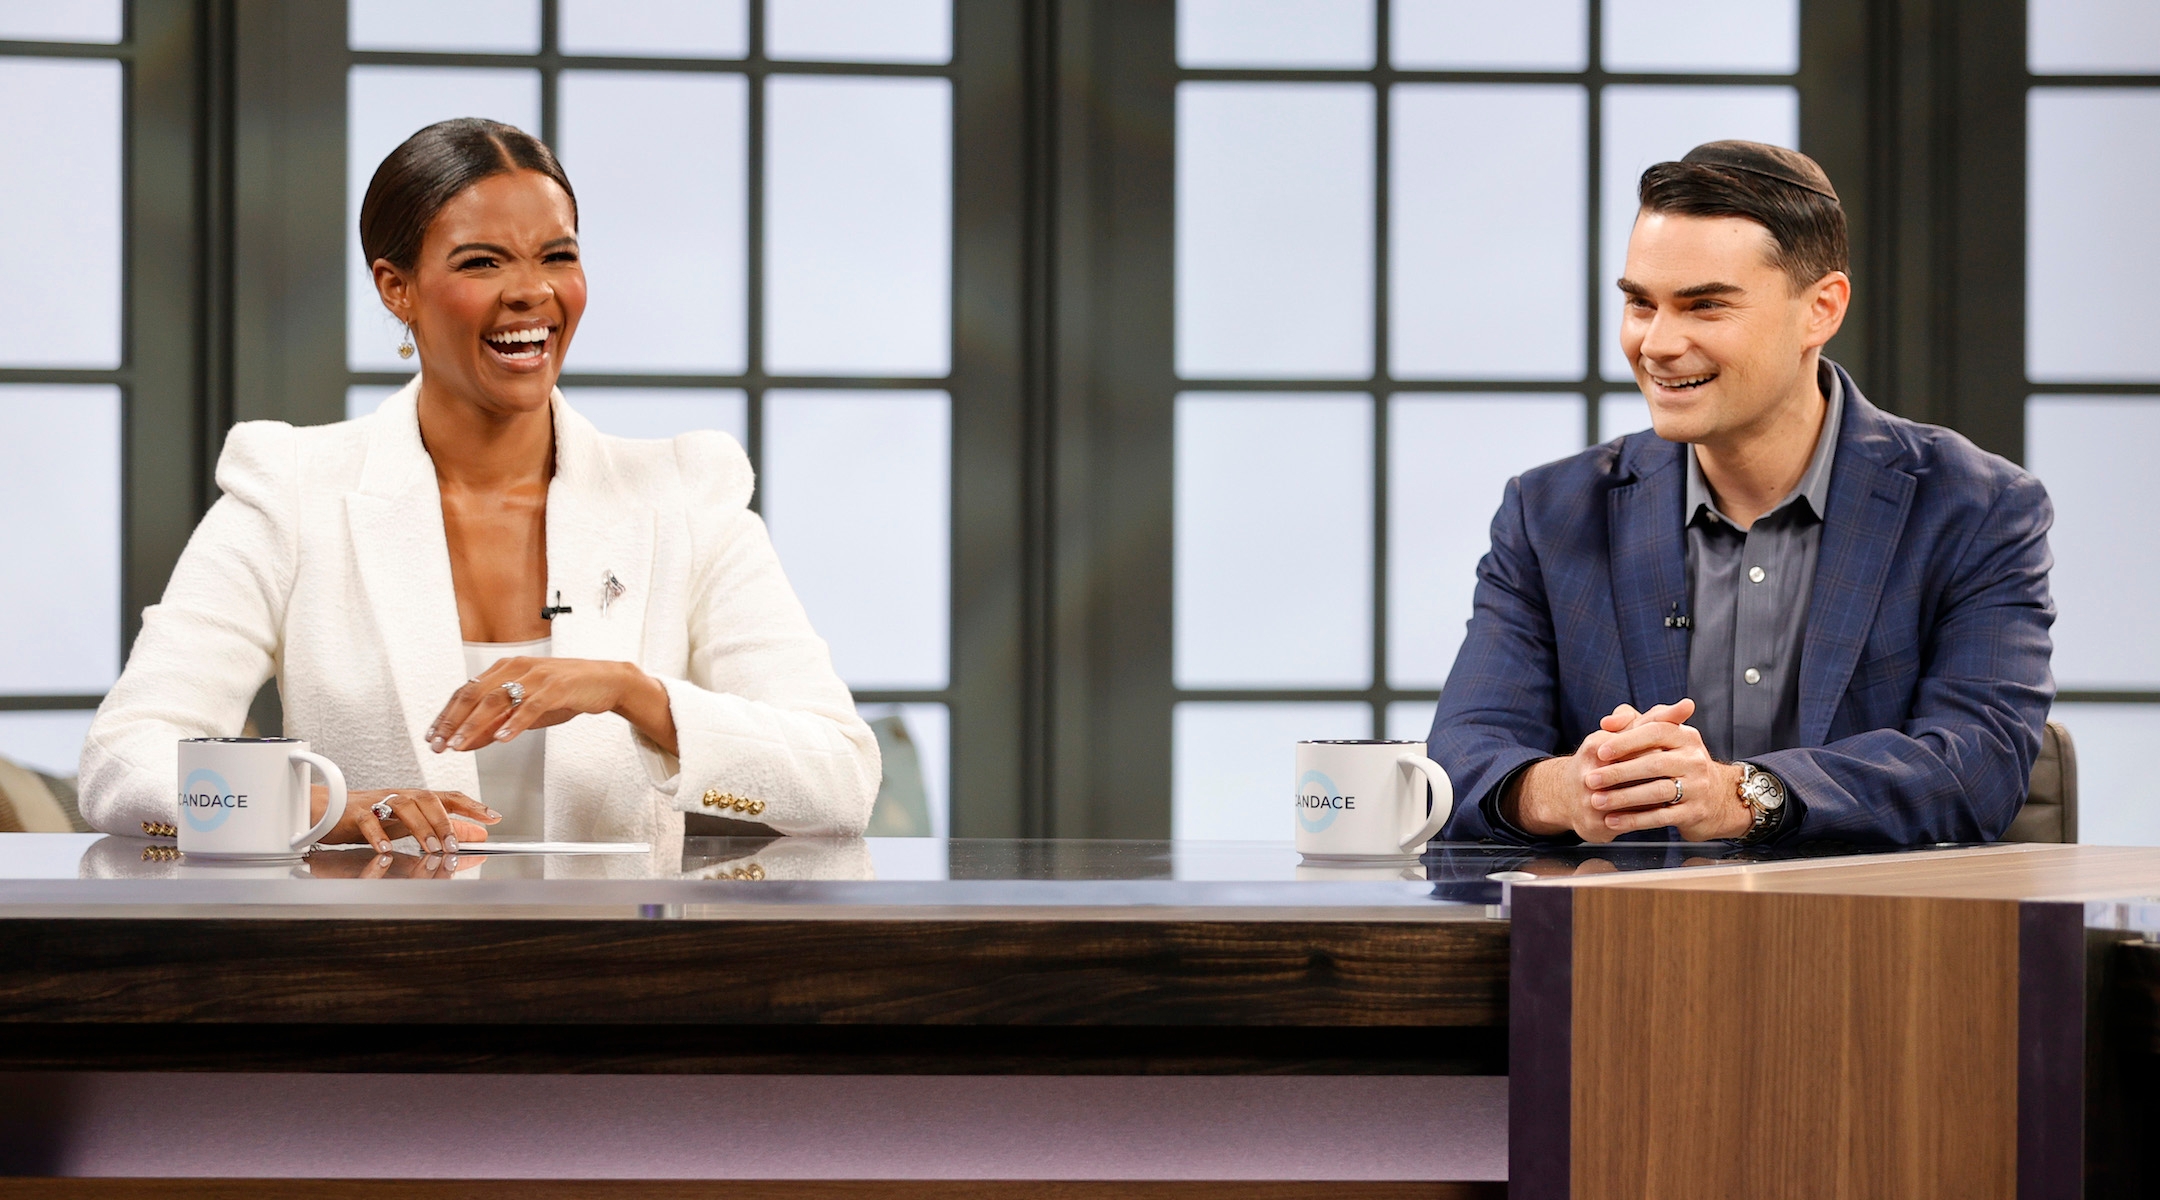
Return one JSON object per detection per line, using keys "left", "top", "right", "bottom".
{"left": 81, "top": 117, "right": 880, "bottom": 849}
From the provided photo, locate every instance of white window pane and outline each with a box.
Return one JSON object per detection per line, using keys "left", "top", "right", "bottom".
{"left": 561, "top": 0, "right": 748, "bottom": 57}
{"left": 1599, "top": 85, "right": 1797, "bottom": 381}
{"left": 1176, "top": 393, "right": 1372, "bottom": 688}
{"left": 1173, "top": 701, "right": 1371, "bottom": 841}
{"left": 350, "top": 0, "right": 540, "bottom": 53}
{"left": 0, "top": 58, "right": 119, "bottom": 369}
{"left": 566, "top": 388, "right": 747, "bottom": 444}
{"left": 2031, "top": 0, "right": 2160, "bottom": 74}
{"left": 1599, "top": 390, "right": 1653, "bottom": 440}
{"left": 1386, "top": 699, "right": 1439, "bottom": 743}
{"left": 857, "top": 701, "right": 949, "bottom": 839}
{"left": 346, "top": 385, "right": 400, "bottom": 421}
{"left": 764, "top": 77, "right": 951, "bottom": 377}
{"left": 0, "top": 386, "right": 120, "bottom": 694}
{"left": 1178, "top": 0, "right": 1375, "bottom": 69}
{"left": 1391, "top": 85, "right": 1585, "bottom": 380}
{"left": 1392, "top": 0, "right": 1587, "bottom": 71}
{"left": 2026, "top": 397, "right": 2160, "bottom": 688}
{"left": 559, "top": 72, "right": 748, "bottom": 374}
{"left": 1602, "top": 0, "right": 1798, "bottom": 74}
{"left": 0, "top": 0, "right": 119, "bottom": 42}
{"left": 762, "top": 390, "right": 949, "bottom": 689}
{"left": 0, "top": 711, "right": 96, "bottom": 777}
{"left": 1387, "top": 395, "right": 1581, "bottom": 687}
{"left": 768, "top": 0, "right": 950, "bottom": 64}
{"left": 2028, "top": 90, "right": 2160, "bottom": 382}
{"left": 1177, "top": 83, "right": 1374, "bottom": 380}
{"left": 347, "top": 67, "right": 543, "bottom": 371}
{"left": 2050, "top": 703, "right": 2160, "bottom": 846}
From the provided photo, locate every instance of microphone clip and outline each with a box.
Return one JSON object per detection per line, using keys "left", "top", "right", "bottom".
{"left": 541, "top": 589, "right": 574, "bottom": 621}
{"left": 1664, "top": 602, "right": 1692, "bottom": 630}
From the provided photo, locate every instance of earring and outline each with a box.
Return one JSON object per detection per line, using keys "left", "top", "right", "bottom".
{"left": 397, "top": 324, "right": 415, "bottom": 360}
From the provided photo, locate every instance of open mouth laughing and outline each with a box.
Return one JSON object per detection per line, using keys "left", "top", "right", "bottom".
{"left": 1647, "top": 371, "right": 1717, "bottom": 394}
{"left": 482, "top": 323, "right": 554, "bottom": 368}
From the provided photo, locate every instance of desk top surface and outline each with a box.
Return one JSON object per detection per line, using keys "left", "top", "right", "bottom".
{"left": 0, "top": 833, "right": 2150, "bottom": 923}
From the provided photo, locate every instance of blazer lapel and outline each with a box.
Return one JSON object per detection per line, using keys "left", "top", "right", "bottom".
{"left": 1606, "top": 439, "right": 1692, "bottom": 708}
{"left": 344, "top": 386, "right": 477, "bottom": 795}
{"left": 1798, "top": 395, "right": 1917, "bottom": 745}
{"left": 541, "top": 397, "right": 657, "bottom": 669}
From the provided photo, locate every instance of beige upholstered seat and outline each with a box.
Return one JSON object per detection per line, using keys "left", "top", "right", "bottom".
{"left": 2002, "top": 720, "right": 2078, "bottom": 844}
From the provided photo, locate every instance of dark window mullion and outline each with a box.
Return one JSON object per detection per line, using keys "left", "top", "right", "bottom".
{"left": 1370, "top": 0, "right": 1392, "bottom": 736}
{"left": 1583, "top": 0, "right": 1606, "bottom": 442}
{"left": 743, "top": 0, "right": 766, "bottom": 509}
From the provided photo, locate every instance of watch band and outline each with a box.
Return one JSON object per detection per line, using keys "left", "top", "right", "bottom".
{"left": 1735, "top": 763, "right": 1787, "bottom": 846}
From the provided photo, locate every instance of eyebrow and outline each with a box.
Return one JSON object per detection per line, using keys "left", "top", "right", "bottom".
{"left": 1614, "top": 278, "right": 1744, "bottom": 299}
{"left": 446, "top": 236, "right": 578, "bottom": 258}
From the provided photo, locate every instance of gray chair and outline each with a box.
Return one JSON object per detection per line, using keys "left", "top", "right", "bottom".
{"left": 2002, "top": 719, "right": 2078, "bottom": 843}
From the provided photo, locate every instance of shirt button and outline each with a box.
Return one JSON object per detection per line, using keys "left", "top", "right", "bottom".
{"left": 1744, "top": 667, "right": 1762, "bottom": 685}
{"left": 1748, "top": 566, "right": 1766, "bottom": 583}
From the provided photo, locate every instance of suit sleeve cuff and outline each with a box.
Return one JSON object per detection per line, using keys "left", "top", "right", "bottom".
{"left": 1481, "top": 757, "right": 1579, "bottom": 845}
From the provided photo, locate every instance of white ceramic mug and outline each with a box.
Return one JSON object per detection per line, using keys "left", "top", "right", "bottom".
{"left": 176, "top": 737, "right": 346, "bottom": 860}
{"left": 1294, "top": 739, "right": 1453, "bottom": 860}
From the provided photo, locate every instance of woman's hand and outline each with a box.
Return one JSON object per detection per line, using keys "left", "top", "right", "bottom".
{"left": 306, "top": 847, "right": 485, "bottom": 880}
{"left": 427, "top": 657, "right": 679, "bottom": 757}
{"left": 312, "top": 785, "right": 497, "bottom": 854}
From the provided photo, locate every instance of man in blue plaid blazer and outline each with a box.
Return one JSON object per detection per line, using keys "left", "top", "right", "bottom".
{"left": 1428, "top": 143, "right": 2053, "bottom": 847}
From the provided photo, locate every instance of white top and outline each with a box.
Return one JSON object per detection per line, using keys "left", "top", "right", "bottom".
{"left": 462, "top": 637, "right": 551, "bottom": 840}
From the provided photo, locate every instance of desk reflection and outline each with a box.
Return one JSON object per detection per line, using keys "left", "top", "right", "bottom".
{"left": 75, "top": 831, "right": 879, "bottom": 883}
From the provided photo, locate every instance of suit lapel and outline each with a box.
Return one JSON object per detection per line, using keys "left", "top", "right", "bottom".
{"left": 542, "top": 399, "right": 657, "bottom": 669}
{"left": 1799, "top": 395, "right": 1916, "bottom": 744}
{"left": 345, "top": 386, "right": 476, "bottom": 795}
{"left": 1606, "top": 440, "right": 1691, "bottom": 708}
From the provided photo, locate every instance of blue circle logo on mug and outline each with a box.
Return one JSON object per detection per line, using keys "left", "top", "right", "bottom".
{"left": 1296, "top": 769, "right": 1351, "bottom": 833}
{"left": 179, "top": 768, "right": 243, "bottom": 832}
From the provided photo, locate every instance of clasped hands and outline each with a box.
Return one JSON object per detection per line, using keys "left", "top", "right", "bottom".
{"left": 1502, "top": 698, "right": 1751, "bottom": 843}
{"left": 310, "top": 655, "right": 678, "bottom": 854}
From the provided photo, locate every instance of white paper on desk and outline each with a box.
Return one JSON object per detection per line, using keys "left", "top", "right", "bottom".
{"left": 317, "top": 841, "right": 650, "bottom": 855}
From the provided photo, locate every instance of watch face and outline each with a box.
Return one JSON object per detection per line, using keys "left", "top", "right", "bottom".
{"left": 1746, "top": 770, "right": 1785, "bottom": 811}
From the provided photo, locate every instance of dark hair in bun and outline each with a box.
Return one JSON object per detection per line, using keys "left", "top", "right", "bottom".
{"left": 359, "top": 117, "right": 577, "bottom": 272}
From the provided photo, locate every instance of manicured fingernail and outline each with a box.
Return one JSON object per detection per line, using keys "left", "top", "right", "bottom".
{"left": 423, "top": 854, "right": 441, "bottom": 869}
{"left": 430, "top": 738, "right": 446, "bottom": 753}
{"left": 449, "top": 736, "right": 464, "bottom": 750}
{"left": 484, "top": 807, "right": 501, "bottom": 820}
{"left": 377, "top": 854, "right": 393, "bottom": 867}
{"left": 425, "top": 836, "right": 442, "bottom": 852}
{"left": 444, "top": 836, "right": 459, "bottom": 853}
{"left": 494, "top": 728, "right": 513, "bottom": 741}
{"left": 375, "top": 840, "right": 390, "bottom": 853}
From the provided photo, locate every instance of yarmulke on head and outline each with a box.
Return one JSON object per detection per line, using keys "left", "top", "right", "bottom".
{"left": 1637, "top": 142, "right": 1849, "bottom": 288}
{"left": 1680, "top": 140, "right": 1839, "bottom": 202}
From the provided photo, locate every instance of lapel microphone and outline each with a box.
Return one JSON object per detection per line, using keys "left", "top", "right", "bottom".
{"left": 541, "top": 589, "right": 574, "bottom": 621}
{"left": 1664, "top": 601, "right": 1692, "bottom": 630}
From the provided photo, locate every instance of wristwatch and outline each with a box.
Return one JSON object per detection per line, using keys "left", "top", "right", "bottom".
{"left": 1735, "top": 762, "right": 1788, "bottom": 845}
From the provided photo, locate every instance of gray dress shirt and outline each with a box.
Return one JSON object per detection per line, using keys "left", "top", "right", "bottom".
{"left": 1684, "top": 365, "right": 1844, "bottom": 764}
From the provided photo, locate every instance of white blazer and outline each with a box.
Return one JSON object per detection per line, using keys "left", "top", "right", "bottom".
{"left": 81, "top": 382, "right": 881, "bottom": 842}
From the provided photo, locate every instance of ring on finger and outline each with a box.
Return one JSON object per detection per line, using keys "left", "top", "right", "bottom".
{"left": 369, "top": 796, "right": 397, "bottom": 823}
{"left": 501, "top": 680, "right": 526, "bottom": 709}
{"left": 1667, "top": 777, "right": 1684, "bottom": 807}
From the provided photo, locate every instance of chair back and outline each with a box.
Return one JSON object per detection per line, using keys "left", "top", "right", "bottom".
{"left": 2002, "top": 720, "right": 2079, "bottom": 843}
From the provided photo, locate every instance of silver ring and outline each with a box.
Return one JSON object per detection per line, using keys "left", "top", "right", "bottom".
{"left": 1670, "top": 777, "right": 1684, "bottom": 806}
{"left": 501, "top": 680, "right": 526, "bottom": 708}
{"left": 369, "top": 797, "right": 396, "bottom": 822}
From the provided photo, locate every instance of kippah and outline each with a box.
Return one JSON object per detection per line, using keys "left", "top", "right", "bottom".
{"left": 1679, "top": 140, "right": 1839, "bottom": 202}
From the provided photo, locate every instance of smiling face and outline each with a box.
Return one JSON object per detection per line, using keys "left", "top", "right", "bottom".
{"left": 372, "top": 169, "right": 585, "bottom": 419}
{"left": 1617, "top": 210, "right": 1849, "bottom": 448}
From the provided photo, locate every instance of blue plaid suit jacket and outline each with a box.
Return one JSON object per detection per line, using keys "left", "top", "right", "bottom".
{"left": 1429, "top": 365, "right": 2055, "bottom": 846}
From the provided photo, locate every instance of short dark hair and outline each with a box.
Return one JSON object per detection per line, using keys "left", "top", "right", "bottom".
{"left": 1636, "top": 160, "right": 1848, "bottom": 289}
{"left": 359, "top": 117, "right": 577, "bottom": 272}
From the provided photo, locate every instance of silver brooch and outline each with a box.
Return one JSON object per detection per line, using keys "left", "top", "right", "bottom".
{"left": 600, "top": 570, "right": 626, "bottom": 614}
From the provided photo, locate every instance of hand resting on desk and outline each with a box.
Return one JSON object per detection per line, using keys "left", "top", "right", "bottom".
{"left": 309, "top": 786, "right": 499, "bottom": 856}
{"left": 1503, "top": 699, "right": 1751, "bottom": 843}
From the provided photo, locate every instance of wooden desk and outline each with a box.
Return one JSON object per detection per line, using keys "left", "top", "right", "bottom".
{"left": 1508, "top": 843, "right": 2160, "bottom": 1200}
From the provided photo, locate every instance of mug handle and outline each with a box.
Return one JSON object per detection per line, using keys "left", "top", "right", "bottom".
{"left": 289, "top": 749, "right": 347, "bottom": 851}
{"left": 1395, "top": 754, "right": 1454, "bottom": 854}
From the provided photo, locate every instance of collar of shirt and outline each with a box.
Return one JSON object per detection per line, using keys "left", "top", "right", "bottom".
{"left": 1685, "top": 360, "right": 1846, "bottom": 530}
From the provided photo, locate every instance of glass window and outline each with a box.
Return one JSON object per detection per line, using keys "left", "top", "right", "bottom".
{"left": 1599, "top": 84, "right": 1798, "bottom": 380}
{"left": 857, "top": 701, "right": 950, "bottom": 838}
{"left": 1176, "top": 82, "right": 1375, "bottom": 380}
{"left": 1387, "top": 394, "right": 1582, "bottom": 688}
{"left": 761, "top": 390, "right": 950, "bottom": 690}
{"left": 2030, "top": 0, "right": 2160, "bottom": 74}
{"left": 0, "top": 0, "right": 121, "bottom": 43}
{"left": 560, "top": 0, "right": 749, "bottom": 58}
{"left": 0, "top": 711, "right": 97, "bottom": 777}
{"left": 0, "top": 385, "right": 121, "bottom": 695}
{"left": 565, "top": 388, "right": 748, "bottom": 444}
{"left": 0, "top": 57, "right": 120, "bottom": 370}
{"left": 346, "top": 385, "right": 401, "bottom": 422}
{"left": 1391, "top": 84, "right": 1586, "bottom": 381}
{"left": 1602, "top": 0, "right": 1799, "bottom": 75}
{"left": 1176, "top": 393, "right": 1373, "bottom": 689}
{"left": 349, "top": 0, "right": 542, "bottom": 54}
{"left": 766, "top": 0, "right": 951, "bottom": 65}
{"left": 1391, "top": 0, "right": 1587, "bottom": 71}
{"left": 1600, "top": 390, "right": 1654, "bottom": 440}
{"left": 346, "top": 66, "right": 543, "bottom": 371}
{"left": 2049, "top": 703, "right": 2160, "bottom": 845}
{"left": 1174, "top": 701, "right": 1371, "bottom": 841}
{"left": 2027, "top": 89, "right": 2160, "bottom": 383}
{"left": 2025, "top": 397, "right": 2160, "bottom": 689}
{"left": 558, "top": 71, "right": 749, "bottom": 374}
{"left": 1386, "top": 699, "right": 1439, "bottom": 743}
{"left": 1178, "top": 0, "right": 1375, "bottom": 70}
{"left": 764, "top": 76, "right": 952, "bottom": 377}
